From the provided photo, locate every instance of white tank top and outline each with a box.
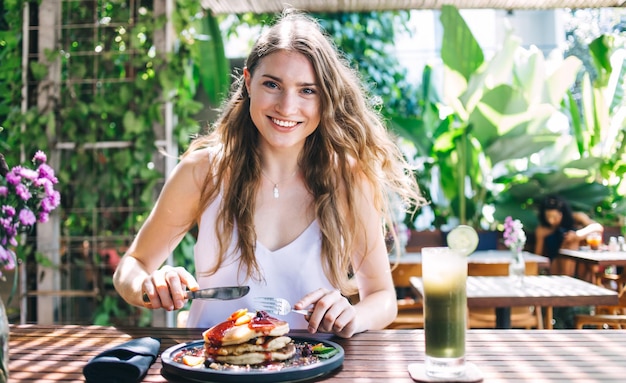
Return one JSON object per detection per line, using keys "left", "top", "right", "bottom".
{"left": 186, "top": 193, "right": 334, "bottom": 330}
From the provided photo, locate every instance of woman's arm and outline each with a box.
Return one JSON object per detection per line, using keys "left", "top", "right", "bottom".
{"left": 534, "top": 226, "right": 550, "bottom": 256}
{"left": 572, "top": 212, "right": 603, "bottom": 238}
{"left": 113, "top": 150, "right": 208, "bottom": 310}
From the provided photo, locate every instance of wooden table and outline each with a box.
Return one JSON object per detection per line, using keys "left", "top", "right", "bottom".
{"left": 9, "top": 325, "right": 626, "bottom": 382}
{"left": 559, "top": 249, "right": 626, "bottom": 283}
{"left": 411, "top": 275, "right": 618, "bottom": 329}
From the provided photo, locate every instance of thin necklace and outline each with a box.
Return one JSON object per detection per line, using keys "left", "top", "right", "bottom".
{"left": 260, "top": 168, "right": 298, "bottom": 198}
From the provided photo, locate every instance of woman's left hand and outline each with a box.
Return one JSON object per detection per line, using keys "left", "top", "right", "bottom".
{"left": 295, "top": 288, "right": 358, "bottom": 338}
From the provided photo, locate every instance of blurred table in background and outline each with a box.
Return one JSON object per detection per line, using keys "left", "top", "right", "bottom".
{"left": 411, "top": 275, "right": 618, "bottom": 329}
{"left": 559, "top": 249, "right": 626, "bottom": 284}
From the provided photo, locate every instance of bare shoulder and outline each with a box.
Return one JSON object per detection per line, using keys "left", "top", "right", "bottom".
{"left": 174, "top": 147, "right": 214, "bottom": 186}
{"left": 152, "top": 148, "right": 216, "bottom": 220}
{"left": 180, "top": 147, "right": 213, "bottom": 168}
{"left": 534, "top": 225, "right": 552, "bottom": 238}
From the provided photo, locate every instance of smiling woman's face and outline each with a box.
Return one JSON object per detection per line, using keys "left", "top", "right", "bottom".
{"left": 243, "top": 50, "right": 321, "bottom": 152}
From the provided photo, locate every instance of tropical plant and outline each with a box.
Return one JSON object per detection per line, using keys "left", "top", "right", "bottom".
{"left": 492, "top": 33, "right": 626, "bottom": 230}
{"left": 562, "top": 34, "right": 626, "bottom": 225}
{"left": 392, "top": 5, "right": 583, "bottom": 230}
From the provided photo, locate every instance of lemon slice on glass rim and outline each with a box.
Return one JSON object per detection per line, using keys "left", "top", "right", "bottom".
{"left": 447, "top": 225, "right": 479, "bottom": 256}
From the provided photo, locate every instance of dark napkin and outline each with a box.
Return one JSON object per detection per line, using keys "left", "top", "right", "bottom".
{"left": 83, "top": 336, "right": 161, "bottom": 383}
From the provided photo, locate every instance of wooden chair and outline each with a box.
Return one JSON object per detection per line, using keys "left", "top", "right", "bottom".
{"left": 575, "top": 273, "right": 626, "bottom": 329}
{"left": 387, "top": 263, "right": 424, "bottom": 329}
{"left": 387, "top": 232, "right": 444, "bottom": 329}
{"left": 469, "top": 306, "right": 544, "bottom": 329}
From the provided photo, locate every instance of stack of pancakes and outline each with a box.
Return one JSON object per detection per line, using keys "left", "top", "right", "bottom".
{"left": 202, "top": 309, "right": 296, "bottom": 365}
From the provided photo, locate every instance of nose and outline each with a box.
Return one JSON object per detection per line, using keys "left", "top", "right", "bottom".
{"left": 275, "top": 90, "right": 298, "bottom": 115}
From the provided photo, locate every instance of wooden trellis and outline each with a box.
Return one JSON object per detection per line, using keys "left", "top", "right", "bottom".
{"left": 21, "top": 0, "right": 176, "bottom": 326}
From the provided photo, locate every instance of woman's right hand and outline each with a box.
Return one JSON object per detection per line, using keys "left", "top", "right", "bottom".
{"left": 141, "top": 265, "right": 199, "bottom": 311}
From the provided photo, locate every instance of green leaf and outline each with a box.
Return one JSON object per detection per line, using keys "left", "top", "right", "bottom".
{"left": 580, "top": 73, "right": 595, "bottom": 149}
{"left": 193, "top": 12, "right": 230, "bottom": 105}
{"left": 122, "top": 111, "right": 144, "bottom": 134}
{"left": 565, "top": 91, "right": 584, "bottom": 155}
{"left": 544, "top": 56, "right": 582, "bottom": 105}
{"left": 589, "top": 34, "right": 613, "bottom": 87}
{"left": 486, "top": 133, "right": 559, "bottom": 165}
{"left": 461, "top": 30, "right": 518, "bottom": 113}
{"left": 30, "top": 62, "right": 49, "bottom": 81}
{"left": 440, "top": 5, "right": 484, "bottom": 82}
{"left": 608, "top": 54, "right": 625, "bottom": 113}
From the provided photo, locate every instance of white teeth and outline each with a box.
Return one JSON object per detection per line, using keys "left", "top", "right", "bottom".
{"left": 272, "top": 118, "right": 298, "bottom": 128}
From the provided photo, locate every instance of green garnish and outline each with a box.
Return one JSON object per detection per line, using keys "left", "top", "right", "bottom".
{"left": 312, "top": 343, "right": 339, "bottom": 359}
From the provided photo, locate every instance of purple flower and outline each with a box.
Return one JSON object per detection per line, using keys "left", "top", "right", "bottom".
{"left": 33, "top": 150, "right": 47, "bottom": 164}
{"left": 37, "top": 164, "right": 58, "bottom": 184}
{"left": 5, "top": 167, "right": 22, "bottom": 185}
{"left": 6, "top": 224, "right": 16, "bottom": 238}
{"left": 0, "top": 248, "right": 15, "bottom": 271}
{"left": 0, "top": 246, "right": 15, "bottom": 275}
{"left": 41, "top": 192, "right": 61, "bottom": 213}
{"left": 18, "top": 167, "right": 39, "bottom": 181}
{"left": 19, "top": 209, "right": 36, "bottom": 226}
{"left": 0, "top": 246, "right": 10, "bottom": 263}
{"left": 15, "top": 183, "right": 32, "bottom": 201}
{"left": 1, "top": 206, "right": 15, "bottom": 217}
{"left": 0, "top": 218, "right": 11, "bottom": 232}
{"left": 502, "top": 216, "right": 526, "bottom": 251}
{"left": 35, "top": 177, "right": 54, "bottom": 195}
{"left": 38, "top": 212, "right": 49, "bottom": 223}
{"left": 1, "top": 150, "right": 60, "bottom": 277}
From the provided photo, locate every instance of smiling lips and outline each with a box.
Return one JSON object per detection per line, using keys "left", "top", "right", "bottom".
{"left": 271, "top": 117, "right": 299, "bottom": 128}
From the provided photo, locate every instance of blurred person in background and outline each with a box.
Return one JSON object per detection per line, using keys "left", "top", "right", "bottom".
{"left": 534, "top": 194, "right": 603, "bottom": 277}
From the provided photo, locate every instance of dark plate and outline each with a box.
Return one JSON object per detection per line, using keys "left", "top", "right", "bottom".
{"left": 160, "top": 336, "right": 344, "bottom": 383}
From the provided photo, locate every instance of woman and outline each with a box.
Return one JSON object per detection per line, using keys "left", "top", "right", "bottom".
{"left": 113, "top": 10, "right": 423, "bottom": 338}
{"left": 534, "top": 195, "right": 603, "bottom": 276}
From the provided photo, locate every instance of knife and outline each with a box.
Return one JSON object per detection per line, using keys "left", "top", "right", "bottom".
{"left": 142, "top": 286, "right": 250, "bottom": 302}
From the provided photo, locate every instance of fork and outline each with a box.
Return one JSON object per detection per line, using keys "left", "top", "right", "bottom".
{"left": 253, "top": 297, "right": 311, "bottom": 316}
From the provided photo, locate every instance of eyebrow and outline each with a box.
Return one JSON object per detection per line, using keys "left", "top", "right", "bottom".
{"left": 261, "top": 74, "right": 317, "bottom": 88}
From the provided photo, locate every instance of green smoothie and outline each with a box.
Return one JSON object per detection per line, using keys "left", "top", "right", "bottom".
{"left": 424, "top": 286, "right": 466, "bottom": 358}
{"left": 422, "top": 246, "right": 468, "bottom": 361}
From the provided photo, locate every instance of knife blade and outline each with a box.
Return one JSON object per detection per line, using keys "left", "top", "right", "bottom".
{"left": 142, "top": 286, "right": 250, "bottom": 303}
{"left": 185, "top": 285, "right": 250, "bottom": 300}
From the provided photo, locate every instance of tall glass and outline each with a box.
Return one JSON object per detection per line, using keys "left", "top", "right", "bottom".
{"left": 422, "top": 247, "right": 467, "bottom": 378}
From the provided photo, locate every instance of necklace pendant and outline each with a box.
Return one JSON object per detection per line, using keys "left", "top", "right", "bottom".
{"left": 273, "top": 184, "right": 279, "bottom": 198}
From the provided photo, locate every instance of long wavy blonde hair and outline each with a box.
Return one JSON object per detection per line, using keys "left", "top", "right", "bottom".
{"left": 184, "top": 10, "right": 424, "bottom": 296}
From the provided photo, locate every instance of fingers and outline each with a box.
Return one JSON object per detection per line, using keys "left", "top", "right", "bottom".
{"left": 301, "top": 289, "right": 357, "bottom": 338}
{"left": 142, "top": 266, "right": 198, "bottom": 311}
